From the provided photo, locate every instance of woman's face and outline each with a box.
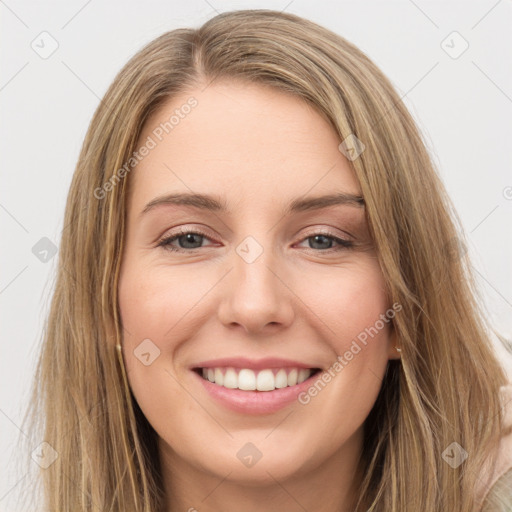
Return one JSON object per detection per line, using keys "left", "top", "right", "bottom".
{"left": 118, "top": 80, "right": 398, "bottom": 489}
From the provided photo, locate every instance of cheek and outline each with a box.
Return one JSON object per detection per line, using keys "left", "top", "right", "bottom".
{"left": 118, "top": 260, "right": 210, "bottom": 342}
{"left": 117, "top": 261, "right": 191, "bottom": 411}
{"left": 294, "top": 258, "right": 391, "bottom": 353}
{"left": 292, "top": 260, "right": 393, "bottom": 421}
{"left": 117, "top": 258, "right": 233, "bottom": 423}
{"left": 118, "top": 257, "right": 186, "bottom": 392}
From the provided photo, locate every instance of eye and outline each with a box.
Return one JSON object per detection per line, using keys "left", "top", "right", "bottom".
{"left": 295, "top": 232, "right": 353, "bottom": 252}
{"left": 157, "top": 229, "right": 353, "bottom": 254}
{"left": 157, "top": 229, "right": 215, "bottom": 253}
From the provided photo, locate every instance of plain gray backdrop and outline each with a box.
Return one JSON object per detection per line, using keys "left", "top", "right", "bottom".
{"left": 1, "top": 1, "right": 511, "bottom": 509}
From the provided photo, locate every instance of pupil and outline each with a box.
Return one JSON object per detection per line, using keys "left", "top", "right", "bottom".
{"left": 311, "top": 235, "right": 331, "bottom": 249}
{"left": 181, "top": 233, "right": 201, "bottom": 248}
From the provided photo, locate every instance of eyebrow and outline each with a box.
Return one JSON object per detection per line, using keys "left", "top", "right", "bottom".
{"left": 140, "top": 191, "right": 364, "bottom": 218}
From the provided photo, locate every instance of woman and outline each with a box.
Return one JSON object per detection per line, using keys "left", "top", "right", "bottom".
{"left": 23, "top": 9, "right": 512, "bottom": 511}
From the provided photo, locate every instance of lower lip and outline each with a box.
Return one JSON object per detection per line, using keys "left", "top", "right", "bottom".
{"left": 192, "top": 369, "right": 320, "bottom": 415}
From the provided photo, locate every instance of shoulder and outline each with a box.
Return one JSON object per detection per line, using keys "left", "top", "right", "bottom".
{"left": 478, "top": 384, "right": 512, "bottom": 508}
{"left": 481, "top": 469, "right": 512, "bottom": 511}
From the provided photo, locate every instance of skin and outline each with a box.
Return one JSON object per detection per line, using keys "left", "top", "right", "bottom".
{"left": 118, "top": 80, "right": 400, "bottom": 512}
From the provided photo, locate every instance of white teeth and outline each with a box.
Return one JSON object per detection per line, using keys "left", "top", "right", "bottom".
{"left": 198, "top": 367, "right": 314, "bottom": 391}
{"left": 256, "top": 369, "right": 275, "bottom": 391}
{"left": 214, "top": 368, "right": 224, "bottom": 386}
{"left": 238, "top": 369, "right": 256, "bottom": 390}
{"left": 223, "top": 368, "right": 238, "bottom": 389}
{"left": 275, "top": 369, "right": 288, "bottom": 388}
{"left": 288, "top": 368, "right": 298, "bottom": 386}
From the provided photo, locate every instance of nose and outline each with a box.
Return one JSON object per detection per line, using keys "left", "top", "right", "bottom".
{"left": 217, "top": 241, "right": 295, "bottom": 335}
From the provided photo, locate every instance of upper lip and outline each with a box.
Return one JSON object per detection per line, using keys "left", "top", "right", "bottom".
{"left": 191, "top": 357, "right": 321, "bottom": 371}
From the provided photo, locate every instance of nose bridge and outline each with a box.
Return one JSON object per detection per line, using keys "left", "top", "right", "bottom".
{"left": 217, "top": 233, "right": 295, "bottom": 333}
{"left": 235, "top": 235, "right": 277, "bottom": 294}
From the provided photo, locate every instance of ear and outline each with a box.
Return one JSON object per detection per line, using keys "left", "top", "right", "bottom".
{"left": 387, "top": 323, "right": 402, "bottom": 360}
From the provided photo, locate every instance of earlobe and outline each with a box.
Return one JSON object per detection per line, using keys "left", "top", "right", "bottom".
{"left": 387, "top": 328, "right": 402, "bottom": 360}
{"left": 388, "top": 346, "right": 402, "bottom": 361}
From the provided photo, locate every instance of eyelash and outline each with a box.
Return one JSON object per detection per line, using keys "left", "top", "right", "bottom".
{"left": 156, "top": 228, "right": 354, "bottom": 254}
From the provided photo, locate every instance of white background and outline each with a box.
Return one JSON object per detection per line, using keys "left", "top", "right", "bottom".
{"left": 1, "top": 1, "right": 511, "bottom": 509}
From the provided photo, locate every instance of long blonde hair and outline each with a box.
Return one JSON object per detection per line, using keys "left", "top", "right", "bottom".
{"left": 20, "top": 9, "right": 510, "bottom": 511}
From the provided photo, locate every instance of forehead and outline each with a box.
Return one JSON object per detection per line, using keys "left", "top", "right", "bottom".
{"left": 128, "top": 80, "right": 361, "bottom": 212}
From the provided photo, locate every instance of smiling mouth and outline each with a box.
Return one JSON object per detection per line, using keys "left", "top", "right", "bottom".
{"left": 193, "top": 366, "right": 322, "bottom": 392}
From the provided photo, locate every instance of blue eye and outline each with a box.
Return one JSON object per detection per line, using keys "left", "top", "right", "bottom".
{"left": 157, "top": 230, "right": 353, "bottom": 253}
{"left": 157, "top": 230, "right": 212, "bottom": 252}
{"left": 297, "top": 233, "right": 353, "bottom": 251}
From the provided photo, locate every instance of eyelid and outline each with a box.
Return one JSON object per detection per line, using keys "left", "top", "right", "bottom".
{"left": 156, "top": 223, "right": 215, "bottom": 240}
{"left": 157, "top": 225, "right": 355, "bottom": 254}
{"left": 298, "top": 225, "right": 354, "bottom": 241}
{"left": 156, "top": 226, "right": 217, "bottom": 249}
